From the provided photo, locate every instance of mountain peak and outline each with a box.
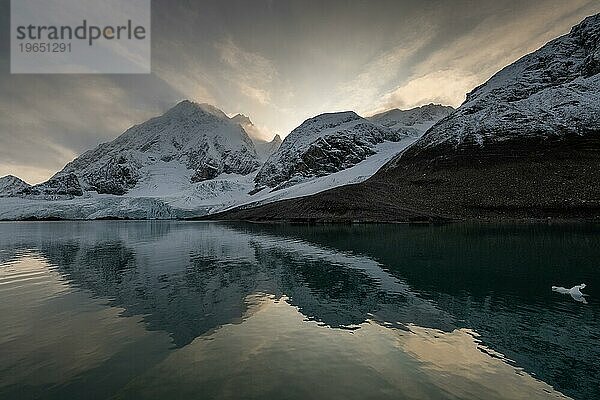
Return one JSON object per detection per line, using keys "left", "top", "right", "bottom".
{"left": 165, "top": 100, "right": 229, "bottom": 120}
{"left": 167, "top": 100, "right": 198, "bottom": 114}
{"left": 52, "top": 99, "right": 260, "bottom": 195}
{"left": 255, "top": 110, "right": 398, "bottom": 187}
{"left": 572, "top": 13, "right": 600, "bottom": 33}
{"left": 1, "top": 174, "right": 24, "bottom": 182}
{"left": 312, "top": 111, "right": 361, "bottom": 121}
{"left": 368, "top": 104, "right": 454, "bottom": 134}
{"left": 271, "top": 134, "right": 282, "bottom": 144}
{"left": 231, "top": 113, "right": 253, "bottom": 126}
{"left": 0, "top": 175, "right": 31, "bottom": 196}
{"left": 292, "top": 111, "right": 362, "bottom": 134}
{"left": 370, "top": 104, "right": 453, "bottom": 118}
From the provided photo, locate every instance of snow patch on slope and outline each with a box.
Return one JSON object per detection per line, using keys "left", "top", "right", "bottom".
{"left": 230, "top": 137, "right": 420, "bottom": 211}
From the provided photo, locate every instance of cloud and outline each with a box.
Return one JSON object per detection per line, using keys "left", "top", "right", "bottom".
{"left": 154, "top": 65, "right": 216, "bottom": 105}
{"left": 215, "top": 38, "right": 277, "bottom": 105}
{"left": 376, "top": 0, "right": 598, "bottom": 112}
{"left": 238, "top": 83, "right": 271, "bottom": 105}
{"left": 334, "top": 34, "right": 435, "bottom": 113}
{"left": 0, "top": 74, "right": 164, "bottom": 183}
{"left": 379, "top": 70, "right": 481, "bottom": 111}
{"left": 233, "top": 117, "right": 273, "bottom": 142}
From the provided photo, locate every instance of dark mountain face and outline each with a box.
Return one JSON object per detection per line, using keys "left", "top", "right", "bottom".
{"left": 214, "top": 14, "right": 600, "bottom": 222}
{"left": 254, "top": 111, "right": 413, "bottom": 190}
{"left": 0, "top": 175, "right": 31, "bottom": 197}
{"left": 212, "top": 135, "right": 600, "bottom": 223}
{"left": 19, "top": 173, "right": 83, "bottom": 199}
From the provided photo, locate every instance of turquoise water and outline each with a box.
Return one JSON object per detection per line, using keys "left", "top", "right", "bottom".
{"left": 0, "top": 222, "right": 598, "bottom": 399}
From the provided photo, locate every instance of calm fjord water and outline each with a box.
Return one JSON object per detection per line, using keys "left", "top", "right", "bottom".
{"left": 0, "top": 221, "right": 598, "bottom": 400}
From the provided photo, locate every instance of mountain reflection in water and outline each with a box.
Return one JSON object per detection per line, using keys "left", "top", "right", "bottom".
{"left": 0, "top": 221, "right": 598, "bottom": 399}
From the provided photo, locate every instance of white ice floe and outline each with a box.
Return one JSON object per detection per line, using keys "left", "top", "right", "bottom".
{"left": 552, "top": 284, "right": 588, "bottom": 304}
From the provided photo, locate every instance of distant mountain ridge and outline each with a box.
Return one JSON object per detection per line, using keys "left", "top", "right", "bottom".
{"left": 254, "top": 134, "right": 282, "bottom": 161}
{"left": 0, "top": 99, "right": 450, "bottom": 219}
{"left": 368, "top": 104, "right": 454, "bottom": 136}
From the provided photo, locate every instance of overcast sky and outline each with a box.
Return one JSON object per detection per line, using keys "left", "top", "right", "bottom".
{"left": 1, "top": 0, "right": 599, "bottom": 183}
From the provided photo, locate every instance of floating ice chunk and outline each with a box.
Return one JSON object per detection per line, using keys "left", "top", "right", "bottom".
{"left": 552, "top": 284, "right": 587, "bottom": 304}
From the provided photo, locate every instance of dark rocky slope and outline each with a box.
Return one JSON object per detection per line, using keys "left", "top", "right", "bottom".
{"left": 0, "top": 175, "right": 30, "bottom": 197}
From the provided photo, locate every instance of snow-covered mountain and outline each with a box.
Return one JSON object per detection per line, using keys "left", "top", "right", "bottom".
{"left": 230, "top": 113, "right": 259, "bottom": 140}
{"left": 368, "top": 104, "right": 454, "bottom": 136}
{"left": 56, "top": 100, "right": 260, "bottom": 196}
{"left": 0, "top": 100, "right": 453, "bottom": 219}
{"left": 254, "top": 105, "right": 453, "bottom": 191}
{"left": 402, "top": 14, "right": 600, "bottom": 159}
{"left": 0, "top": 175, "right": 30, "bottom": 197}
{"left": 216, "top": 13, "right": 600, "bottom": 222}
{"left": 255, "top": 111, "right": 404, "bottom": 189}
{"left": 230, "top": 113, "right": 253, "bottom": 127}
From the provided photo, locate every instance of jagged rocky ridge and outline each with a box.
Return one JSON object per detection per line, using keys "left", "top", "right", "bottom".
{"left": 19, "top": 173, "right": 84, "bottom": 199}
{"left": 231, "top": 113, "right": 282, "bottom": 161}
{"left": 0, "top": 175, "right": 30, "bottom": 197}
{"left": 216, "top": 13, "right": 600, "bottom": 222}
{"left": 367, "top": 104, "right": 454, "bottom": 136}
{"left": 254, "top": 134, "right": 282, "bottom": 161}
{"left": 399, "top": 13, "right": 600, "bottom": 162}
